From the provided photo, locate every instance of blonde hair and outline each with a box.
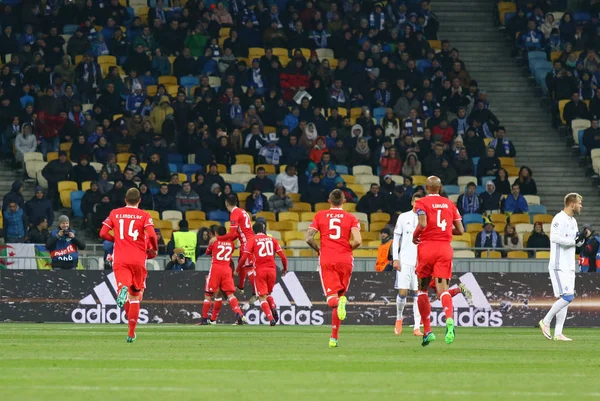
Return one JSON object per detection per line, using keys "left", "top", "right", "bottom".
{"left": 564, "top": 193, "right": 582, "bottom": 207}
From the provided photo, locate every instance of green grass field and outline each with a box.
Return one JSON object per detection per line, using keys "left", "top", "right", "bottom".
{"left": 0, "top": 324, "right": 599, "bottom": 401}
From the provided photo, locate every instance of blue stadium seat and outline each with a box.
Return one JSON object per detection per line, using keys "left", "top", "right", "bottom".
{"left": 503, "top": 12, "right": 516, "bottom": 25}
{"left": 373, "top": 107, "right": 387, "bottom": 124}
{"left": 573, "top": 11, "right": 591, "bottom": 22}
{"left": 529, "top": 59, "right": 551, "bottom": 76}
{"left": 444, "top": 185, "right": 460, "bottom": 195}
{"left": 268, "top": 174, "right": 277, "bottom": 183}
{"left": 472, "top": 157, "right": 480, "bottom": 171}
{"left": 416, "top": 59, "right": 432, "bottom": 73}
{"left": 335, "top": 165, "right": 349, "bottom": 175}
{"left": 480, "top": 176, "right": 495, "bottom": 185}
{"left": 231, "top": 183, "right": 245, "bottom": 192}
{"left": 463, "top": 213, "right": 483, "bottom": 226}
{"left": 579, "top": 130, "right": 586, "bottom": 156}
{"left": 168, "top": 154, "right": 185, "bottom": 164}
{"left": 180, "top": 76, "right": 200, "bottom": 88}
{"left": 528, "top": 205, "right": 547, "bottom": 215}
{"left": 150, "top": 187, "right": 159, "bottom": 196}
{"left": 475, "top": 185, "right": 485, "bottom": 195}
{"left": 143, "top": 75, "right": 157, "bottom": 86}
{"left": 168, "top": 163, "right": 178, "bottom": 173}
{"left": 70, "top": 191, "right": 85, "bottom": 218}
{"left": 63, "top": 25, "right": 79, "bottom": 35}
{"left": 182, "top": 164, "right": 202, "bottom": 180}
{"left": 208, "top": 210, "right": 230, "bottom": 224}
{"left": 527, "top": 51, "right": 546, "bottom": 64}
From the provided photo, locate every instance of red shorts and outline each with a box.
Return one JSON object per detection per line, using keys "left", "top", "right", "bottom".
{"left": 240, "top": 242, "right": 255, "bottom": 268}
{"left": 319, "top": 262, "right": 353, "bottom": 297}
{"left": 416, "top": 242, "right": 453, "bottom": 280}
{"left": 113, "top": 263, "right": 147, "bottom": 295}
{"left": 254, "top": 269, "right": 276, "bottom": 296}
{"left": 205, "top": 267, "right": 236, "bottom": 295}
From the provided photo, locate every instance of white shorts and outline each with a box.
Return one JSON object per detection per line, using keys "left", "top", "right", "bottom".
{"left": 549, "top": 269, "right": 575, "bottom": 297}
{"left": 394, "top": 264, "right": 418, "bottom": 291}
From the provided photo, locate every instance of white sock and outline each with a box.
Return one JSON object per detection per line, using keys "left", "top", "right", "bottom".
{"left": 543, "top": 298, "right": 570, "bottom": 326}
{"left": 413, "top": 295, "right": 422, "bottom": 327}
{"left": 396, "top": 294, "right": 406, "bottom": 320}
{"left": 554, "top": 305, "right": 569, "bottom": 337}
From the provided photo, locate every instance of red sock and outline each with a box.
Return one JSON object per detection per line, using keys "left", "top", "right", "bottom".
{"left": 127, "top": 300, "right": 140, "bottom": 338}
{"left": 237, "top": 267, "right": 246, "bottom": 289}
{"left": 248, "top": 270, "right": 256, "bottom": 294}
{"left": 428, "top": 280, "right": 436, "bottom": 290}
{"left": 449, "top": 287, "right": 461, "bottom": 297}
{"left": 211, "top": 298, "right": 223, "bottom": 321}
{"left": 267, "top": 295, "right": 276, "bottom": 310}
{"left": 327, "top": 296, "right": 339, "bottom": 308}
{"left": 228, "top": 296, "right": 242, "bottom": 316}
{"left": 417, "top": 291, "right": 431, "bottom": 334}
{"left": 202, "top": 299, "right": 211, "bottom": 319}
{"left": 260, "top": 301, "right": 273, "bottom": 321}
{"left": 124, "top": 300, "right": 130, "bottom": 318}
{"left": 440, "top": 291, "right": 454, "bottom": 319}
{"left": 331, "top": 308, "right": 341, "bottom": 340}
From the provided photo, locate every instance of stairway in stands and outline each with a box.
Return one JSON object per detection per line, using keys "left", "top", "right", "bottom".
{"left": 435, "top": 0, "right": 600, "bottom": 226}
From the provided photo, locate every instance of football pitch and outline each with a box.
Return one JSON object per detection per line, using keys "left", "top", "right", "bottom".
{"left": 0, "top": 324, "right": 599, "bottom": 401}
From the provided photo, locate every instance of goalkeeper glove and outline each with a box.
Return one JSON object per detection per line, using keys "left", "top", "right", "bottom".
{"left": 575, "top": 231, "right": 587, "bottom": 247}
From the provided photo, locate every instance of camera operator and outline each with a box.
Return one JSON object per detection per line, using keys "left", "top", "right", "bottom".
{"left": 46, "top": 215, "right": 86, "bottom": 269}
{"left": 165, "top": 247, "right": 195, "bottom": 271}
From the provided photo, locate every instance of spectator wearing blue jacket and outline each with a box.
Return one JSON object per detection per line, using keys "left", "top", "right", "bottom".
{"left": 45, "top": 215, "right": 86, "bottom": 269}
{"left": 518, "top": 21, "right": 544, "bottom": 52}
{"left": 3, "top": 201, "right": 27, "bottom": 243}
{"left": 504, "top": 183, "right": 529, "bottom": 214}
{"left": 283, "top": 107, "right": 300, "bottom": 132}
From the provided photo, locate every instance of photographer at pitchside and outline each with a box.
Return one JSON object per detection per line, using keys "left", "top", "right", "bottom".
{"left": 46, "top": 215, "right": 86, "bottom": 269}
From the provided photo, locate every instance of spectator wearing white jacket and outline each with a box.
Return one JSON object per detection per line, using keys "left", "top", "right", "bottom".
{"left": 275, "top": 164, "right": 299, "bottom": 194}
{"left": 15, "top": 123, "right": 37, "bottom": 165}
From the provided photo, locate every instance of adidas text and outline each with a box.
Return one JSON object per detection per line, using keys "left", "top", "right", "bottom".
{"left": 430, "top": 308, "right": 503, "bottom": 327}
{"left": 245, "top": 306, "right": 324, "bottom": 325}
{"left": 71, "top": 304, "right": 149, "bottom": 324}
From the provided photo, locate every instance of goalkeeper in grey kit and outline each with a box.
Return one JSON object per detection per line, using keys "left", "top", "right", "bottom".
{"left": 539, "top": 193, "right": 585, "bottom": 341}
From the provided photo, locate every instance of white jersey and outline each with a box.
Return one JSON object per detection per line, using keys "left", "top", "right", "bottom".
{"left": 392, "top": 211, "right": 418, "bottom": 267}
{"left": 549, "top": 210, "right": 578, "bottom": 272}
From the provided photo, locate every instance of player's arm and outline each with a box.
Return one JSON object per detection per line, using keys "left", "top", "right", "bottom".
{"left": 350, "top": 228, "right": 362, "bottom": 250}
{"left": 99, "top": 215, "right": 115, "bottom": 242}
{"left": 305, "top": 227, "right": 320, "bottom": 254}
{"left": 550, "top": 217, "right": 576, "bottom": 247}
{"left": 413, "top": 213, "right": 427, "bottom": 244}
{"left": 217, "top": 221, "right": 239, "bottom": 242}
{"left": 392, "top": 217, "right": 402, "bottom": 269}
{"left": 452, "top": 204, "right": 464, "bottom": 235}
{"left": 205, "top": 242, "right": 213, "bottom": 256}
{"left": 275, "top": 239, "right": 288, "bottom": 275}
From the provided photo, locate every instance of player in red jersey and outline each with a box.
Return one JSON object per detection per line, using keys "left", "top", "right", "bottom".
{"left": 412, "top": 176, "right": 464, "bottom": 347}
{"left": 238, "top": 223, "right": 288, "bottom": 326}
{"left": 306, "top": 189, "right": 362, "bottom": 348}
{"left": 99, "top": 188, "right": 158, "bottom": 343}
{"left": 201, "top": 225, "right": 247, "bottom": 325}
{"left": 214, "top": 195, "right": 257, "bottom": 298}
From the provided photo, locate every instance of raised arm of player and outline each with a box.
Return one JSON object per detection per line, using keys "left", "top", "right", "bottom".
{"left": 99, "top": 215, "right": 115, "bottom": 242}
{"left": 274, "top": 238, "right": 288, "bottom": 275}
{"left": 217, "top": 220, "right": 239, "bottom": 242}
{"left": 305, "top": 228, "right": 320, "bottom": 254}
{"left": 350, "top": 227, "right": 362, "bottom": 250}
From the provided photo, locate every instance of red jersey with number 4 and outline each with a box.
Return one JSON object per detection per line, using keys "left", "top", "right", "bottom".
{"left": 309, "top": 208, "right": 361, "bottom": 265}
{"left": 244, "top": 233, "right": 282, "bottom": 271}
{"left": 206, "top": 240, "right": 234, "bottom": 269}
{"left": 414, "top": 194, "right": 461, "bottom": 242}
{"left": 225, "top": 207, "right": 254, "bottom": 246}
{"left": 103, "top": 206, "right": 155, "bottom": 266}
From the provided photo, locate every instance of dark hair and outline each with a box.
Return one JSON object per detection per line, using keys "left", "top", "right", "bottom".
{"left": 412, "top": 193, "right": 423, "bottom": 201}
{"left": 467, "top": 182, "right": 476, "bottom": 188}
{"left": 211, "top": 225, "right": 226, "bottom": 236}
{"left": 329, "top": 189, "right": 344, "bottom": 206}
{"left": 225, "top": 194, "right": 238, "bottom": 207}
{"left": 253, "top": 222, "right": 266, "bottom": 234}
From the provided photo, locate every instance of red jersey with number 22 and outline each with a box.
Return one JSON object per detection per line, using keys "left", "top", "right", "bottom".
{"left": 103, "top": 206, "right": 154, "bottom": 266}
{"left": 206, "top": 240, "right": 234, "bottom": 269}
{"left": 414, "top": 194, "right": 461, "bottom": 242}
{"left": 309, "top": 208, "right": 361, "bottom": 265}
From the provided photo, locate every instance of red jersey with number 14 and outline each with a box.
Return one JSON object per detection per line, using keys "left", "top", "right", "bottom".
{"left": 102, "top": 206, "right": 154, "bottom": 266}
{"left": 244, "top": 233, "right": 283, "bottom": 271}
{"left": 414, "top": 194, "right": 461, "bottom": 242}
{"left": 309, "top": 208, "right": 361, "bottom": 265}
{"left": 206, "top": 240, "right": 234, "bottom": 269}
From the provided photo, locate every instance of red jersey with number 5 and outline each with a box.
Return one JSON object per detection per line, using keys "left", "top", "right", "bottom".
{"left": 102, "top": 206, "right": 155, "bottom": 266}
{"left": 244, "top": 233, "right": 283, "bottom": 271}
{"left": 206, "top": 240, "right": 234, "bottom": 269}
{"left": 414, "top": 194, "right": 461, "bottom": 242}
{"left": 309, "top": 208, "right": 361, "bottom": 265}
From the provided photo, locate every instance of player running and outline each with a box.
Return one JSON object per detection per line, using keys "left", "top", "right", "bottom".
{"left": 306, "top": 189, "right": 362, "bottom": 348}
{"left": 99, "top": 188, "right": 158, "bottom": 343}
{"left": 202, "top": 225, "right": 247, "bottom": 325}
{"left": 215, "top": 195, "right": 257, "bottom": 300}
{"left": 539, "top": 193, "right": 584, "bottom": 341}
{"left": 412, "top": 176, "right": 464, "bottom": 347}
{"left": 238, "top": 223, "right": 288, "bottom": 326}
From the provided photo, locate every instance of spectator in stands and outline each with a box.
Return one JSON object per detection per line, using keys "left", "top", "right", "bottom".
{"left": 14, "top": 123, "right": 36, "bottom": 169}
{"left": 582, "top": 116, "right": 600, "bottom": 155}
{"left": 28, "top": 217, "right": 50, "bottom": 245}
{"left": 393, "top": 89, "right": 420, "bottom": 120}
{"left": 480, "top": 181, "right": 502, "bottom": 214}
{"left": 380, "top": 146, "right": 402, "bottom": 176}
{"left": 357, "top": 183, "right": 386, "bottom": 215}
{"left": 92, "top": 195, "right": 113, "bottom": 232}
{"left": 275, "top": 164, "right": 299, "bottom": 194}
{"left": 563, "top": 91, "right": 588, "bottom": 127}
{"left": 137, "top": 183, "right": 154, "bottom": 211}
{"left": 3, "top": 201, "right": 27, "bottom": 243}
{"left": 104, "top": 154, "right": 123, "bottom": 181}
{"left": 245, "top": 188, "right": 269, "bottom": 216}
{"left": 97, "top": 170, "right": 113, "bottom": 194}
{"left": 457, "top": 182, "right": 482, "bottom": 215}
{"left": 108, "top": 180, "right": 126, "bottom": 208}
{"left": 2, "top": 180, "right": 24, "bottom": 212}
{"left": 202, "top": 183, "right": 223, "bottom": 213}
{"left": 25, "top": 186, "right": 54, "bottom": 228}
{"left": 503, "top": 224, "right": 522, "bottom": 251}
{"left": 329, "top": 137, "right": 351, "bottom": 166}
{"left": 41, "top": 150, "right": 72, "bottom": 209}
{"left": 493, "top": 167, "right": 510, "bottom": 196}
{"left": 489, "top": 126, "right": 516, "bottom": 157}
{"left": 514, "top": 166, "right": 538, "bottom": 196}
{"left": 452, "top": 148, "right": 473, "bottom": 176}
{"left": 246, "top": 167, "right": 275, "bottom": 193}
{"left": 477, "top": 147, "right": 500, "bottom": 179}
{"left": 527, "top": 221, "right": 551, "bottom": 252}
{"left": 176, "top": 181, "right": 201, "bottom": 215}
{"left": 423, "top": 143, "right": 445, "bottom": 176}
{"left": 434, "top": 158, "right": 458, "bottom": 185}
{"left": 258, "top": 135, "right": 283, "bottom": 166}
{"left": 71, "top": 156, "right": 98, "bottom": 188}
{"left": 464, "top": 126, "right": 486, "bottom": 158}
{"left": 321, "top": 166, "right": 339, "bottom": 192}
{"left": 145, "top": 152, "right": 170, "bottom": 182}
{"left": 475, "top": 220, "right": 502, "bottom": 256}
{"left": 204, "top": 163, "right": 225, "bottom": 190}
{"left": 517, "top": 20, "right": 544, "bottom": 54}
{"left": 504, "top": 183, "right": 529, "bottom": 214}
{"left": 352, "top": 137, "right": 371, "bottom": 166}
{"left": 269, "top": 185, "right": 293, "bottom": 213}
{"left": 447, "top": 61, "right": 472, "bottom": 88}
{"left": 81, "top": 181, "right": 103, "bottom": 230}
{"left": 302, "top": 173, "right": 328, "bottom": 204}
{"left": 154, "top": 183, "right": 176, "bottom": 215}
{"left": 389, "top": 186, "right": 412, "bottom": 214}
{"left": 432, "top": 119, "right": 454, "bottom": 144}
{"left": 402, "top": 152, "right": 422, "bottom": 177}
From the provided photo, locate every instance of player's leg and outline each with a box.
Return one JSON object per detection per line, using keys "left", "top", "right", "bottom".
{"left": 254, "top": 270, "right": 275, "bottom": 325}
{"left": 319, "top": 264, "right": 343, "bottom": 347}
{"left": 247, "top": 266, "right": 258, "bottom": 303}
{"left": 113, "top": 264, "right": 133, "bottom": 308}
{"left": 220, "top": 271, "right": 246, "bottom": 325}
{"left": 336, "top": 263, "right": 352, "bottom": 322}
{"left": 125, "top": 265, "right": 147, "bottom": 342}
{"left": 395, "top": 289, "right": 408, "bottom": 335}
{"left": 199, "top": 292, "right": 213, "bottom": 325}
{"left": 211, "top": 290, "right": 223, "bottom": 324}
{"left": 433, "top": 249, "right": 455, "bottom": 344}
{"left": 544, "top": 270, "right": 574, "bottom": 341}
{"left": 236, "top": 265, "right": 247, "bottom": 292}
{"left": 541, "top": 269, "right": 571, "bottom": 339}
{"left": 417, "top": 276, "right": 435, "bottom": 346}
{"left": 266, "top": 271, "right": 278, "bottom": 324}
{"left": 409, "top": 268, "right": 423, "bottom": 336}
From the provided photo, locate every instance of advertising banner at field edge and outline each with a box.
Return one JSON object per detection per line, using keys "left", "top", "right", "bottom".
{"left": 1, "top": 270, "right": 598, "bottom": 327}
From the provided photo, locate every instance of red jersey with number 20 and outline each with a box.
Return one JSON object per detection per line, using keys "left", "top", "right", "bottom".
{"left": 206, "top": 240, "right": 234, "bottom": 269}
{"left": 414, "top": 194, "right": 461, "bottom": 242}
{"left": 244, "top": 233, "right": 283, "bottom": 271}
{"left": 102, "top": 206, "right": 155, "bottom": 266}
{"left": 309, "top": 208, "right": 361, "bottom": 265}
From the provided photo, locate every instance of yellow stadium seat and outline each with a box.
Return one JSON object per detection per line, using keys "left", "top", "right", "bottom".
{"left": 287, "top": 193, "right": 301, "bottom": 202}
{"left": 248, "top": 47, "right": 265, "bottom": 58}
{"left": 428, "top": 40, "right": 442, "bottom": 50}
{"left": 59, "top": 191, "right": 72, "bottom": 208}
{"left": 361, "top": 232, "right": 378, "bottom": 241}
{"left": 353, "top": 249, "right": 377, "bottom": 257}
{"left": 453, "top": 233, "right": 472, "bottom": 247}
{"left": 498, "top": 1, "right": 517, "bottom": 25}
{"left": 81, "top": 181, "right": 91, "bottom": 192}
{"left": 147, "top": 210, "right": 160, "bottom": 220}
{"left": 367, "top": 240, "right": 381, "bottom": 248}
{"left": 498, "top": 157, "right": 515, "bottom": 167}
{"left": 490, "top": 213, "right": 506, "bottom": 224}
{"left": 343, "top": 203, "right": 356, "bottom": 212}
{"left": 411, "top": 175, "right": 427, "bottom": 186}
{"left": 47, "top": 152, "right": 58, "bottom": 162}
{"left": 532, "top": 214, "right": 552, "bottom": 224}
{"left": 256, "top": 211, "right": 276, "bottom": 222}
{"left": 507, "top": 251, "right": 529, "bottom": 259}
{"left": 58, "top": 181, "right": 78, "bottom": 192}
{"left": 315, "top": 202, "right": 329, "bottom": 212}
{"left": 480, "top": 251, "right": 502, "bottom": 259}
{"left": 290, "top": 202, "right": 312, "bottom": 213}
{"left": 188, "top": 220, "right": 206, "bottom": 230}
{"left": 347, "top": 184, "right": 366, "bottom": 195}
{"left": 505, "top": 166, "right": 521, "bottom": 176}
{"left": 350, "top": 107, "right": 362, "bottom": 118}
{"left": 300, "top": 212, "right": 316, "bottom": 222}
{"left": 550, "top": 51, "right": 562, "bottom": 62}
{"left": 98, "top": 55, "right": 117, "bottom": 65}
{"left": 117, "top": 153, "right": 134, "bottom": 163}
{"left": 466, "top": 223, "right": 482, "bottom": 233}
{"left": 559, "top": 99, "right": 569, "bottom": 125}
{"left": 256, "top": 164, "right": 276, "bottom": 174}
{"left": 369, "top": 221, "right": 388, "bottom": 232}
{"left": 272, "top": 48, "right": 288, "bottom": 58}
{"left": 153, "top": 220, "right": 172, "bottom": 230}
{"left": 282, "top": 231, "right": 304, "bottom": 243}
{"left": 186, "top": 211, "right": 206, "bottom": 221}
{"left": 536, "top": 251, "right": 550, "bottom": 259}
{"left": 297, "top": 249, "right": 315, "bottom": 257}
{"left": 282, "top": 249, "right": 294, "bottom": 257}
{"left": 219, "top": 27, "right": 231, "bottom": 38}
{"left": 370, "top": 212, "right": 390, "bottom": 223}
{"left": 263, "top": 126, "right": 277, "bottom": 134}
{"left": 270, "top": 221, "right": 297, "bottom": 231}
{"left": 158, "top": 75, "right": 178, "bottom": 86}
{"left": 146, "top": 85, "right": 157, "bottom": 96}
{"left": 60, "top": 142, "right": 72, "bottom": 152}
{"left": 340, "top": 174, "right": 355, "bottom": 184}
{"left": 337, "top": 107, "right": 348, "bottom": 117}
